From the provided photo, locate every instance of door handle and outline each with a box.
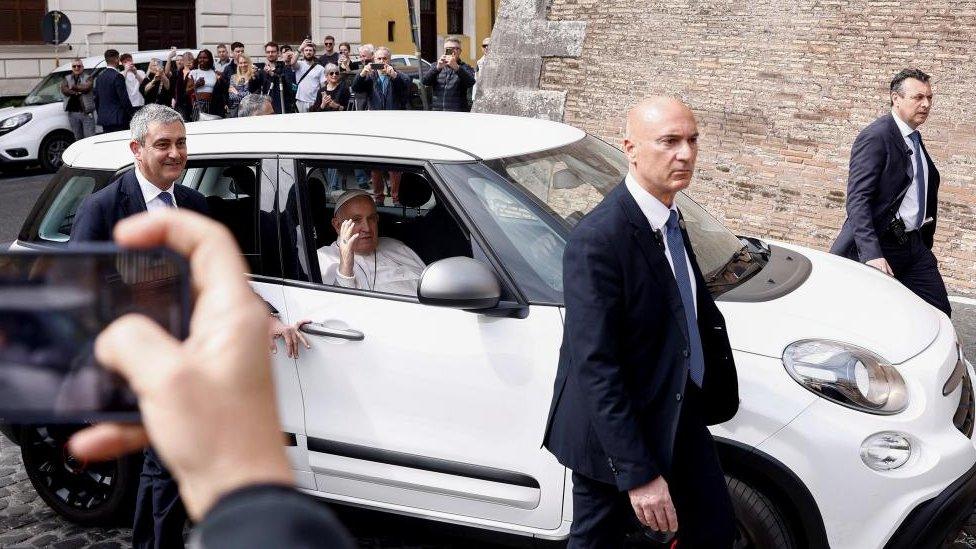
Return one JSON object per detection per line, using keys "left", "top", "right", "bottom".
{"left": 299, "top": 322, "right": 365, "bottom": 341}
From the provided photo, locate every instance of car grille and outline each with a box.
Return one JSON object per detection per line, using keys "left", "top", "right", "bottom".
{"left": 954, "top": 373, "right": 975, "bottom": 438}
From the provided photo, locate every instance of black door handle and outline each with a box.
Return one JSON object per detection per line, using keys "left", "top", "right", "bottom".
{"left": 299, "top": 322, "right": 365, "bottom": 341}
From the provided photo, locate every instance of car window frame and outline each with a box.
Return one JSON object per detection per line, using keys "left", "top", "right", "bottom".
{"left": 276, "top": 154, "right": 528, "bottom": 312}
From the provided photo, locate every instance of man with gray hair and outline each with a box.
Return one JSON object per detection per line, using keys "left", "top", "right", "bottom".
{"left": 238, "top": 93, "right": 275, "bottom": 117}
{"left": 71, "top": 103, "right": 210, "bottom": 548}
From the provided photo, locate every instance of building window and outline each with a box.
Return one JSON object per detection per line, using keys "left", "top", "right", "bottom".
{"left": 388, "top": 21, "right": 395, "bottom": 42}
{"left": 447, "top": 0, "right": 463, "bottom": 35}
{"left": 0, "top": 0, "right": 45, "bottom": 44}
{"left": 271, "top": 0, "right": 310, "bottom": 44}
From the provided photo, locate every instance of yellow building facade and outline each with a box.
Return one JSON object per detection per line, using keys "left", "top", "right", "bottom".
{"left": 361, "top": 0, "right": 498, "bottom": 66}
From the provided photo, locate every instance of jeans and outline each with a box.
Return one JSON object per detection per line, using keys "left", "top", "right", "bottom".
{"left": 295, "top": 100, "right": 313, "bottom": 113}
{"left": 68, "top": 112, "right": 95, "bottom": 140}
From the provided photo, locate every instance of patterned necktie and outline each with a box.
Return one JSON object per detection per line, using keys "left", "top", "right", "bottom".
{"left": 157, "top": 191, "right": 174, "bottom": 208}
{"left": 909, "top": 131, "right": 926, "bottom": 230}
{"left": 665, "top": 210, "right": 705, "bottom": 387}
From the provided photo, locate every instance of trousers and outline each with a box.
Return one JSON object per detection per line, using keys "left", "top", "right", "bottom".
{"left": 567, "top": 380, "right": 735, "bottom": 549}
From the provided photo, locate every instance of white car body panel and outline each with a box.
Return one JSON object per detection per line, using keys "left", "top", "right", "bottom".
{"left": 281, "top": 283, "right": 566, "bottom": 531}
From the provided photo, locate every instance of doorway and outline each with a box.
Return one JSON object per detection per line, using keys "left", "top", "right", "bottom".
{"left": 419, "top": 0, "right": 437, "bottom": 63}
{"left": 137, "top": 0, "right": 196, "bottom": 50}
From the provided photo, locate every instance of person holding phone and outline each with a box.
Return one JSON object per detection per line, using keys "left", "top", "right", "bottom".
{"left": 422, "top": 36, "right": 476, "bottom": 112}
{"left": 350, "top": 46, "right": 410, "bottom": 111}
{"left": 285, "top": 39, "right": 326, "bottom": 113}
{"left": 120, "top": 53, "right": 147, "bottom": 112}
{"left": 311, "top": 63, "right": 350, "bottom": 112}
{"left": 187, "top": 49, "right": 220, "bottom": 120}
{"left": 337, "top": 42, "right": 353, "bottom": 72}
{"left": 226, "top": 54, "right": 265, "bottom": 117}
{"left": 141, "top": 51, "right": 174, "bottom": 107}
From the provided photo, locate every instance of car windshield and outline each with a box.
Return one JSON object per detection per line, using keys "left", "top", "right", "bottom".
{"left": 24, "top": 71, "right": 73, "bottom": 106}
{"left": 467, "top": 135, "right": 765, "bottom": 299}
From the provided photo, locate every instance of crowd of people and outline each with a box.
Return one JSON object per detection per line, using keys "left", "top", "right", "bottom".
{"left": 63, "top": 35, "right": 491, "bottom": 142}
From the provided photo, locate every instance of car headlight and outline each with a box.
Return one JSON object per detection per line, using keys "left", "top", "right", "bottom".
{"left": 783, "top": 339, "right": 908, "bottom": 414}
{"left": 0, "top": 113, "right": 32, "bottom": 135}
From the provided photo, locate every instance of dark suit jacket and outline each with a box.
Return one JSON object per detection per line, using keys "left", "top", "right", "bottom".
{"left": 830, "top": 113, "right": 940, "bottom": 261}
{"left": 543, "top": 182, "right": 739, "bottom": 492}
{"left": 191, "top": 484, "right": 354, "bottom": 548}
{"left": 93, "top": 68, "right": 133, "bottom": 128}
{"left": 70, "top": 170, "right": 209, "bottom": 243}
{"left": 350, "top": 71, "right": 411, "bottom": 110}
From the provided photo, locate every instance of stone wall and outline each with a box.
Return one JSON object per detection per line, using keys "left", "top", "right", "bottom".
{"left": 479, "top": 0, "right": 976, "bottom": 296}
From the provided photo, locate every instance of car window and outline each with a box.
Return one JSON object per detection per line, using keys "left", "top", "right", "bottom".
{"left": 23, "top": 70, "right": 93, "bottom": 106}
{"left": 288, "top": 160, "right": 472, "bottom": 297}
{"left": 174, "top": 161, "right": 274, "bottom": 275}
{"left": 25, "top": 168, "right": 115, "bottom": 243}
{"left": 436, "top": 162, "right": 565, "bottom": 304}
{"left": 391, "top": 58, "right": 407, "bottom": 67}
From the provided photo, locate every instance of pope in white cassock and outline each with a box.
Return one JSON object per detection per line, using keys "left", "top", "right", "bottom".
{"left": 318, "top": 189, "right": 426, "bottom": 295}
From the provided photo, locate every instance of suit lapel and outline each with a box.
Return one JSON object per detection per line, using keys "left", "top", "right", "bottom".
{"left": 613, "top": 183, "right": 690, "bottom": 345}
{"left": 119, "top": 171, "right": 148, "bottom": 218}
{"left": 885, "top": 115, "right": 915, "bottom": 187}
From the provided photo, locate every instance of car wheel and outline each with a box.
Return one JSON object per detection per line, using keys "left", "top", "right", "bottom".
{"left": 727, "top": 476, "right": 796, "bottom": 549}
{"left": 38, "top": 131, "right": 74, "bottom": 172}
{"left": 20, "top": 424, "right": 142, "bottom": 526}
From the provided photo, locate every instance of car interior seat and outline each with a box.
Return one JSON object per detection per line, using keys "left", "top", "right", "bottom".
{"left": 206, "top": 166, "right": 258, "bottom": 256}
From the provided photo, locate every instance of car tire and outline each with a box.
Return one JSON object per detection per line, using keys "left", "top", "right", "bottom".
{"left": 38, "top": 131, "right": 74, "bottom": 172}
{"left": 19, "top": 424, "right": 142, "bottom": 526}
{"left": 727, "top": 476, "right": 796, "bottom": 549}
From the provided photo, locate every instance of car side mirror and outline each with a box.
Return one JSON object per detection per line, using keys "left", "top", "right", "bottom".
{"left": 418, "top": 257, "right": 501, "bottom": 311}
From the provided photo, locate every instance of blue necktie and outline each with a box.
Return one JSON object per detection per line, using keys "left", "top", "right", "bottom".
{"left": 157, "top": 191, "right": 174, "bottom": 208}
{"left": 666, "top": 210, "right": 705, "bottom": 387}
{"left": 909, "top": 131, "right": 926, "bottom": 230}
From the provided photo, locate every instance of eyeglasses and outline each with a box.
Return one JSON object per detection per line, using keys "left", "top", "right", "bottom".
{"left": 327, "top": 71, "right": 340, "bottom": 75}
{"left": 71, "top": 65, "right": 83, "bottom": 68}
{"left": 324, "top": 42, "right": 334, "bottom": 47}
{"left": 482, "top": 44, "right": 490, "bottom": 48}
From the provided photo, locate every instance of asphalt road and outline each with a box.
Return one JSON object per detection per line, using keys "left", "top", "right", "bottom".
{"left": 0, "top": 167, "right": 49, "bottom": 244}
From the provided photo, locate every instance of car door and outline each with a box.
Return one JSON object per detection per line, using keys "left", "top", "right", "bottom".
{"left": 278, "top": 156, "right": 566, "bottom": 531}
{"left": 176, "top": 156, "right": 314, "bottom": 489}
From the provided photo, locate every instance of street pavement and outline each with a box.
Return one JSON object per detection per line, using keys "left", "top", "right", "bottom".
{"left": 0, "top": 169, "right": 974, "bottom": 547}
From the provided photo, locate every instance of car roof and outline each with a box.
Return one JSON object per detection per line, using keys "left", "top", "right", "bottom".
{"left": 53, "top": 49, "right": 200, "bottom": 72}
{"left": 61, "top": 112, "right": 586, "bottom": 169}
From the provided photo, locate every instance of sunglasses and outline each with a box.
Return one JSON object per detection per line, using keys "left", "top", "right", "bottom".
{"left": 327, "top": 71, "right": 340, "bottom": 75}
{"left": 71, "top": 65, "right": 83, "bottom": 68}
{"left": 324, "top": 42, "right": 334, "bottom": 46}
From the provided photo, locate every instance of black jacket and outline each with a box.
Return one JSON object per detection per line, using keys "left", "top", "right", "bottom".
{"left": 93, "top": 68, "right": 133, "bottom": 128}
{"left": 421, "top": 61, "right": 476, "bottom": 112}
{"left": 190, "top": 484, "right": 354, "bottom": 549}
{"left": 830, "top": 113, "right": 941, "bottom": 261}
{"left": 70, "top": 170, "right": 209, "bottom": 243}
{"left": 350, "top": 71, "right": 411, "bottom": 110}
{"left": 543, "top": 182, "right": 739, "bottom": 491}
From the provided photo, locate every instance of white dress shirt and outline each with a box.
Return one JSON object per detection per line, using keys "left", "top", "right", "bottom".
{"left": 317, "top": 237, "right": 426, "bottom": 296}
{"left": 624, "top": 173, "right": 697, "bottom": 307}
{"left": 135, "top": 167, "right": 178, "bottom": 212}
{"left": 891, "top": 110, "right": 930, "bottom": 231}
{"left": 124, "top": 69, "right": 146, "bottom": 107}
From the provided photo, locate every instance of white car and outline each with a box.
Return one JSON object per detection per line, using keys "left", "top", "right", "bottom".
{"left": 5, "top": 112, "right": 975, "bottom": 548}
{"left": 0, "top": 49, "right": 196, "bottom": 172}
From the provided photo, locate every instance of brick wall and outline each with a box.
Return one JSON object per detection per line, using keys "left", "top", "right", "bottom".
{"left": 539, "top": 0, "right": 976, "bottom": 296}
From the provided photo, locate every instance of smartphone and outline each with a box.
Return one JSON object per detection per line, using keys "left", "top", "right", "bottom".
{"left": 444, "top": 47, "right": 453, "bottom": 56}
{"left": 370, "top": 62, "right": 385, "bottom": 71}
{"left": 0, "top": 245, "right": 190, "bottom": 423}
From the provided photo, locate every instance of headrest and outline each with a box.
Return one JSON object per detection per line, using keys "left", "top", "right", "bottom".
{"left": 222, "top": 165, "right": 256, "bottom": 196}
{"left": 397, "top": 173, "right": 433, "bottom": 208}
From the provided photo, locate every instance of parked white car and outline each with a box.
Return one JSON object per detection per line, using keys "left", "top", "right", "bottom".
{"left": 5, "top": 112, "right": 975, "bottom": 548}
{"left": 0, "top": 49, "right": 196, "bottom": 172}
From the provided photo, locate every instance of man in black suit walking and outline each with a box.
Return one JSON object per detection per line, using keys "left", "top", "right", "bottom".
{"left": 93, "top": 49, "right": 133, "bottom": 134}
{"left": 830, "top": 69, "right": 950, "bottom": 316}
{"left": 543, "top": 97, "right": 739, "bottom": 548}
{"left": 71, "top": 103, "right": 208, "bottom": 548}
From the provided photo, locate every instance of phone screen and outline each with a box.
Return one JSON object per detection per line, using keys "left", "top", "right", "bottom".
{"left": 370, "top": 62, "right": 385, "bottom": 71}
{"left": 0, "top": 246, "right": 189, "bottom": 422}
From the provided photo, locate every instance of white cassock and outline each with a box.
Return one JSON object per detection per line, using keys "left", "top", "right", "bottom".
{"left": 317, "top": 237, "right": 426, "bottom": 296}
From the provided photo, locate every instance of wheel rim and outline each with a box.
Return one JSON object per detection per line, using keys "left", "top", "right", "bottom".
{"left": 22, "top": 425, "right": 119, "bottom": 512}
{"left": 46, "top": 138, "right": 69, "bottom": 168}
